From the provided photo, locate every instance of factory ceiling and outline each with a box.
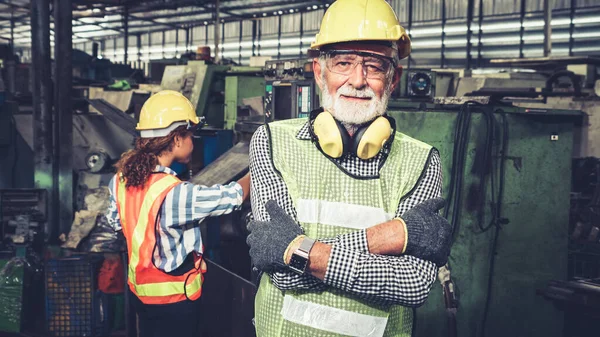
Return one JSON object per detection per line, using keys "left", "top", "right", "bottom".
{"left": 0, "top": 0, "right": 330, "bottom": 47}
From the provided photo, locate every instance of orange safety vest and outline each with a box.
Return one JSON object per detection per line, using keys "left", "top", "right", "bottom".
{"left": 115, "top": 172, "right": 206, "bottom": 305}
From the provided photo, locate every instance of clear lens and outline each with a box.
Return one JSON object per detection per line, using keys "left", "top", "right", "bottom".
{"left": 325, "top": 52, "right": 393, "bottom": 79}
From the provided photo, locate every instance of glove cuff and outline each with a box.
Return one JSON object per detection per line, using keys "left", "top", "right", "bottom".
{"left": 403, "top": 218, "right": 425, "bottom": 256}
{"left": 393, "top": 218, "right": 409, "bottom": 254}
{"left": 283, "top": 235, "right": 306, "bottom": 265}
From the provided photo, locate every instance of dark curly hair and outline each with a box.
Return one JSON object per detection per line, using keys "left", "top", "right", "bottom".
{"left": 115, "top": 125, "right": 192, "bottom": 188}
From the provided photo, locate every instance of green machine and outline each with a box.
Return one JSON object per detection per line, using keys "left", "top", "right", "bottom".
{"left": 161, "top": 61, "right": 264, "bottom": 129}
{"left": 387, "top": 101, "right": 582, "bottom": 337}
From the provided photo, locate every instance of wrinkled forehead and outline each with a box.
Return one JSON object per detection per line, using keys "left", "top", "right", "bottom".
{"left": 320, "top": 41, "right": 396, "bottom": 58}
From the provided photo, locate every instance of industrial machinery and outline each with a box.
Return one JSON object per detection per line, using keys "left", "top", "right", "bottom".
{"left": 263, "top": 58, "right": 319, "bottom": 121}
{"left": 385, "top": 101, "right": 582, "bottom": 337}
{"left": 160, "top": 61, "right": 264, "bottom": 129}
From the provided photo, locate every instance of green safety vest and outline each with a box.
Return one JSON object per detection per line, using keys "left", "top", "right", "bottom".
{"left": 255, "top": 118, "right": 433, "bottom": 337}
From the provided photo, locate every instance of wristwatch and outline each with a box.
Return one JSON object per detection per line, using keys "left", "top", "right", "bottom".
{"left": 288, "top": 237, "right": 316, "bottom": 275}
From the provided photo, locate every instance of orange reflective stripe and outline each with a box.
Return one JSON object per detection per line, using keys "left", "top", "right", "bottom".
{"left": 127, "top": 175, "right": 179, "bottom": 289}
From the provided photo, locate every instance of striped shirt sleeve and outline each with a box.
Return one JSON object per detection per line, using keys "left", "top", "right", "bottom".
{"left": 165, "top": 181, "right": 244, "bottom": 227}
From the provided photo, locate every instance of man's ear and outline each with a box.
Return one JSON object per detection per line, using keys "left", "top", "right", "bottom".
{"left": 313, "top": 58, "right": 323, "bottom": 90}
{"left": 390, "top": 66, "right": 403, "bottom": 92}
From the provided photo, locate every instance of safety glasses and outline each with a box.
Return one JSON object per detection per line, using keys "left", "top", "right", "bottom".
{"left": 322, "top": 50, "right": 397, "bottom": 80}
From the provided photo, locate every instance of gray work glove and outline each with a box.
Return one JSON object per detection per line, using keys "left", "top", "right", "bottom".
{"left": 402, "top": 198, "right": 452, "bottom": 266}
{"left": 246, "top": 200, "right": 303, "bottom": 273}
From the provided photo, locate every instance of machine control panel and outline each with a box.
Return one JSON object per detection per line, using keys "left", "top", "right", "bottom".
{"left": 264, "top": 59, "right": 314, "bottom": 81}
{"left": 264, "top": 58, "right": 319, "bottom": 121}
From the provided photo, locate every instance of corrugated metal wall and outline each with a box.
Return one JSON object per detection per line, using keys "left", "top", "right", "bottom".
{"left": 64, "top": 0, "right": 600, "bottom": 73}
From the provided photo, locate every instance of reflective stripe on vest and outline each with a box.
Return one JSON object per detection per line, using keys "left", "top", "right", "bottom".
{"left": 281, "top": 295, "right": 388, "bottom": 337}
{"left": 296, "top": 199, "right": 395, "bottom": 229}
{"left": 115, "top": 173, "right": 204, "bottom": 304}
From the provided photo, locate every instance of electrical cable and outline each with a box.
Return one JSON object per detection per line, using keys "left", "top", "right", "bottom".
{"left": 480, "top": 112, "right": 508, "bottom": 337}
{"left": 442, "top": 102, "right": 510, "bottom": 337}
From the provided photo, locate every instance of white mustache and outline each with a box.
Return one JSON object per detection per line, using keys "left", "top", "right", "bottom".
{"left": 336, "top": 85, "right": 375, "bottom": 99}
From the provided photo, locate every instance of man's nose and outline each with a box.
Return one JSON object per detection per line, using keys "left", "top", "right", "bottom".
{"left": 347, "top": 63, "right": 368, "bottom": 89}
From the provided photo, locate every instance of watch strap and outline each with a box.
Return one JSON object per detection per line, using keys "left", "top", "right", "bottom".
{"left": 298, "top": 236, "right": 316, "bottom": 254}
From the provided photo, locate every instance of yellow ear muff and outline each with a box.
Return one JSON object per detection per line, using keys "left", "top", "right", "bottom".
{"left": 355, "top": 116, "right": 392, "bottom": 160}
{"left": 313, "top": 111, "right": 346, "bottom": 158}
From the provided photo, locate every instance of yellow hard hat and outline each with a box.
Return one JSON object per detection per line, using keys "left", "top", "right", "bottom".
{"left": 136, "top": 90, "right": 200, "bottom": 138}
{"left": 311, "top": 0, "right": 411, "bottom": 59}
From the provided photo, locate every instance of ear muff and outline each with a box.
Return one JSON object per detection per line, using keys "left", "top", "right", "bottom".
{"left": 353, "top": 116, "right": 392, "bottom": 160}
{"left": 313, "top": 111, "right": 350, "bottom": 158}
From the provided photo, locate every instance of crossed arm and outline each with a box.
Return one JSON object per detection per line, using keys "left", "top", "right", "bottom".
{"left": 249, "top": 126, "right": 443, "bottom": 306}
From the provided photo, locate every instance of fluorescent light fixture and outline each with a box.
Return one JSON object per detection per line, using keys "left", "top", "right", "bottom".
{"left": 444, "top": 26, "right": 468, "bottom": 34}
{"left": 408, "top": 27, "right": 442, "bottom": 36}
{"left": 573, "top": 16, "right": 600, "bottom": 24}
{"left": 259, "top": 39, "right": 279, "bottom": 47}
{"left": 482, "top": 36, "right": 522, "bottom": 43}
{"left": 574, "top": 31, "right": 600, "bottom": 39}
{"left": 73, "top": 25, "right": 102, "bottom": 33}
{"left": 301, "top": 36, "right": 315, "bottom": 43}
{"left": 481, "top": 22, "right": 521, "bottom": 31}
{"left": 411, "top": 39, "right": 442, "bottom": 48}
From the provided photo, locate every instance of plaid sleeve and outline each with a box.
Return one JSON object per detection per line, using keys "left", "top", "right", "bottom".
{"left": 322, "top": 150, "right": 443, "bottom": 306}
{"left": 249, "top": 126, "right": 326, "bottom": 290}
{"left": 105, "top": 175, "right": 122, "bottom": 232}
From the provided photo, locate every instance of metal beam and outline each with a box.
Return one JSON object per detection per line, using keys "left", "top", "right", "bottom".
{"left": 123, "top": 5, "right": 128, "bottom": 64}
{"left": 0, "top": 0, "right": 28, "bottom": 10}
{"left": 466, "top": 0, "right": 474, "bottom": 69}
{"left": 569, "top": 0, "right": 575, "bottom": 56}
{"left": 72, "top": 0, "right": 322, "bottom": 21}
{"left": 477, "top": 0, "right": 483, "bottom": 67}
{"left": 519, "top": 0, "right": 526, "bottom": 58}
{"left": 215, "top": 0, "right": 220, "bottom": 63}
{"left": 441, "top": 0, "right": 446, "bottom": 68}
{"left": 129, "top": 14, "right": 181, "bottom": 30}
{"left": 31, "top": 0, "right": 56, "bottom": 242}
{"left": 407, "top": 0, "right": 413, "bottom": 69}
{"left": 543, "top": 0, "right": 552, "bottom": 56}
{"left": 53, "top": 0, "right": 73, "bottom": 239}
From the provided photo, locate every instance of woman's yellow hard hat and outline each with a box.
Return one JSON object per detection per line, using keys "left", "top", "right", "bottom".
{"left": 136, "top": 90, "right": 200, "bottom": 138}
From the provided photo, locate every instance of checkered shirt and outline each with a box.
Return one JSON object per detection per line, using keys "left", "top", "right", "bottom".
{"left": 249, "top": 122, "right": 442, "bottom": 306}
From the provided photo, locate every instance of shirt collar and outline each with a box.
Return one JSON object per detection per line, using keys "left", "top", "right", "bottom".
{"left": 296, "top": 121, "right": 312, "bottom": 140}
{"left": 154, "top": 165, "right": 178, "bottom": 176}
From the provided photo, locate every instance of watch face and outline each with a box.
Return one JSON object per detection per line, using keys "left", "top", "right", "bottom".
{"left": 289, "top": 255, "right": 308, "bottom": 274}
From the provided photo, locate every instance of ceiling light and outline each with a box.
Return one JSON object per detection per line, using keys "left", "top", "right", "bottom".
{"left": 278, "top": 10, "right": 283, "bottom": 14}
{"left": 289, "top": 9, "right": 294, "bottom": 13}
{"left": 306, "top": 6, "right": 311, "bottom": 10}
{"left": 203, "top": 21, "right": 208, "bottom": 25}
{"left": 262, "top": 13, "right": 267, "bottom": 17}
{"left": 312, "top": 5, "right": 318, "bottom": 9}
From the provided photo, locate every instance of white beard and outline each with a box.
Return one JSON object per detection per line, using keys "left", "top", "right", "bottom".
{"left": 320, "top": 75, "right": 392, "bottom": 130}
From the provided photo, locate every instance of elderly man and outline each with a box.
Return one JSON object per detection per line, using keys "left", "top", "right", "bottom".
{"left": 247, "top": 0, "right": 453, "bottom": 336}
